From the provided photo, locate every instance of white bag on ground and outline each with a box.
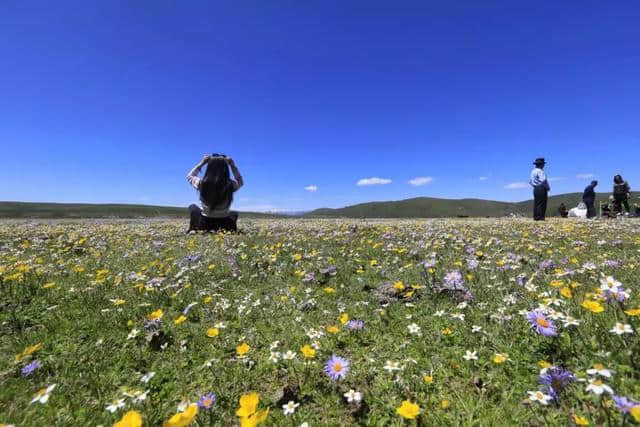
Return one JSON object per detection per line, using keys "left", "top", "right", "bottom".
{"left": 568, "top": 202, "right": 588, "bottom": 218}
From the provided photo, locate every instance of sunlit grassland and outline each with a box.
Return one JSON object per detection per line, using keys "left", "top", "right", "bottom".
{"left": 1, "top": 218, "right": 639, "bottom": 426}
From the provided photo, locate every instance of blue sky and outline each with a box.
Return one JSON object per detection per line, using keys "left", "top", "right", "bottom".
{"left": 1, "top": 1, "right": 639, "bottom": 212}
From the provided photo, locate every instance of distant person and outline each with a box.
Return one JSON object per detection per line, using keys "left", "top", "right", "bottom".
{"left": 186, "top": 154, "right": 244, "bottom": 233}
{"left": 582, "top": 180, "right": 598, "bottom": 218}
{"left": 558, "top": 203, "right": 568, "bottom": 218}
{"left": 568, "top": 202, "right": 587, "bottom": 218}
{"left": 601, "top": 200, "right": 614, "bottom": 219}
{"left": 613, "top": 175, "right": 631, "bottom": 215}
{"left": 529, "top": 157, "right": 550, "bottom": 221}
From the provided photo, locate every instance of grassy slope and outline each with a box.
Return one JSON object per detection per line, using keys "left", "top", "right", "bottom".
{"left": 0, "top": 202, "right": 286, "bottom": 219}
{"left": 306, "top": 192, "right": 640, "bottom": 218}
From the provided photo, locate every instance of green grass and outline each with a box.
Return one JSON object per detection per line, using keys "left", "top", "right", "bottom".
{"left": 1, "top": 218, "right": 639, "bottom": 426}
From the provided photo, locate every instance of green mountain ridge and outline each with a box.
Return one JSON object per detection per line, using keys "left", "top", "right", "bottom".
{"left": 1, "top": 192, "right": 638, "bottom": 219}
{"left": 0, "top": 202, "right": 287, "bottom": 219}
{"left": 304, "top": 192, "right": 640, "bottom": 218}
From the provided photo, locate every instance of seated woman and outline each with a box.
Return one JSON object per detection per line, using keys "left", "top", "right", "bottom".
{"left": 186, "top": 154, "right": 244, "bottom": 233}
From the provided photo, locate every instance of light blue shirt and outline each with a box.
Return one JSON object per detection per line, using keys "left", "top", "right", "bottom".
{"left": 530, "top": 167, "right": 550, "bottom": 190}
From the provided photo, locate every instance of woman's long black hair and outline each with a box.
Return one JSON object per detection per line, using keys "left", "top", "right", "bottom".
{"left": 200, "top": 157, "right": 234, "bottom": 208}
{"left": 614, "top": 174, "right": 624, "bottom": 184}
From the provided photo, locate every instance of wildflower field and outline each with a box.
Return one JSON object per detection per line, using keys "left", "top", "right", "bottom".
{"left": 1, "top": 218, "right": 640, "bottom": 426}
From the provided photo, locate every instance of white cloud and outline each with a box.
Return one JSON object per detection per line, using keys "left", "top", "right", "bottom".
{"left": 408, "top": 176, "right": 433, "bottom": 186}
{"left": 479, "top": 176, "right": 489, "bottom": 181}
{"left": 304, "top": 185, "right": 318, "bottom": 192}
{"left": 504, "top": 182, "right": 529, "bottom": 190}
{"left": 548, "top": 177, "right": 565, "bottom": 182}
{"left": 577, "top": 173, "right": 595, "bottom": 180}
{"left": 356, "top": 177, "right": 392, "bottom": 186}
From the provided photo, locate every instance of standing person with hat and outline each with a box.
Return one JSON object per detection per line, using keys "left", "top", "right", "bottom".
{"left": 582, "top": 180, "right": 598, "bottom": 219}
{"left": 529, "top": 158, "right": 550, "bottom": 221}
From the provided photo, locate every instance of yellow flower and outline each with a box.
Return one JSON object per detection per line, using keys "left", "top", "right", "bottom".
{"left": 393, "top": 281, "right": 405, "bottom": 290}
{"left": 327, "top": 325, "right": 339, "bottom": 334}
{"left": 293, "top": 253, "right": 302, "bottom": 261}
{"left": 624, "top": 308, "right": 640, "bottom": 316}
{"left": 240, "top": 409, "right": 269, "bottom": 427}
{"left": 396, "top": 400, "right": 420, "bottom": 419}
{"left": 550, "top": 279, "right": 563, "bottom": 288}
{"left": 370, "top": 259, "right": 378, "bottom": 267}
{"left": 127, "top": 320, "right": 134, "bottom": 327}
{"left": 630, "top": 406, "right": 640, "bottom": 422}
{"left": 300, "top": 345, "right": 316, "bottom": 359}
{"left": 440, "top": 399, "right": 450, "bottom": 409}
{"left": 173, "top": 315, "right": 187, "bottom": 325}
{"left": 147, "top": 309, "right": 164, "bottom": 321}
{"left": 581, "top": 300, "right": 604, "bottom": 313}
{"left": 113, "top": 299, "right": 126, "bottom": 306}
{"left": 572, "top": 414, "right": 589, "bottom": 426}
{"left": 206, "top": 328, "right": 219, "bottom": 337}
{"left": 203, "top": 296, "right": 213, "bottom": 304}
{"left": 163, "top": 404, "right": 198, "bottom": 427}
{"left": 113, "top": 410, "right": 143, "bottom": 427}
{"left": 236, "top": 393, "right": 260, "bottom": 417}
{"left": 441, "top": 327, "right": 453, "bottom": 336}
{"left": 323, "top": 287, "right": 335, "bottom": 294}
{"left": 42, "top": 282, "right": 55, "bottom": 289}
{"left": 538, "top": 360, "right": 552, "bottom": 369}
{"left": 236, "top": 343, "right": 250, "bottom": 356}
{"left": 423, "top": 375, "right": 433, "bottom": 384}
{"left": 492, "top": 353, "right": 508, "bottom": 364}
{"left": 560, "top": 287, "right": 572, "bottom": 299}
{"left": 339, "top": 313, "right": 349, "bottom": 325}
{"left": 207, "top": 263, "right": 216, "bottom": 270}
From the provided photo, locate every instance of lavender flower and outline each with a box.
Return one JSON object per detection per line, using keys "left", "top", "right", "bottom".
{"left": 527, "top": 311, "right": 557, "bottom": 337}
{"left": 22, "top": 360, "right": 41, "bottom": 376}
{"left": 198, "top": 392, "right": 216, "bottom": 410}
{"left": 347, "top": 320, "right": 364, "bottom": 330}
{"left": 324, "top": 355, "right": 349, "bottom": 380}
{"left": 539, "top": 260, "right": 555, "bottom": 270}
{"left": 516, "top": 274, "right": 528, "bottom": 286}
{"left": 613, "top": 395, "right": 639, "bottom": 414}
{"left": 443, "top": 270, "right": 465, "bottom": 290}
{"left": 539, "top": 367, "right": 575, "bottom": 399}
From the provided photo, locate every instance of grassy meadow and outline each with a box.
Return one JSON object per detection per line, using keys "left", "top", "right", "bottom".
{"left": 1, "top": 218, "right": 640, "bottom": 426}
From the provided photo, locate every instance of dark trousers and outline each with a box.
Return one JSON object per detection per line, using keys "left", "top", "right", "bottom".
{"left": 613, "top": 195, "right": 630, "bottom": 214}
{"left": 583, "top": 199, "right": 596, "bottom": 218}
{"left": 188, "top": 204, "right": 238, "bottom": 232}
{"left": 533, "top": 186, "right": 548, "bottom": 221}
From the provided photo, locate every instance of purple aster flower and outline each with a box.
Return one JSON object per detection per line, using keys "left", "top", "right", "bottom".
{"left": 443, "top": 270, "right": 465, "bottom": 290}
{"left": 22, "top": 360, "right": 41, "bottom": 376}
{"left": 423, "top": 259, "right": 436, "bottom": 269}
{"left": 526, "top": 311, "right": 557, "bottom": 337}
{"left": 347, "top": 320, "right": 364, "bottom": 330}
{"left": 324, "top": 355, "right": 349, "bottom": 380}
{"left": 603, "top": 259, "right": 620, "bottom": 268}
{"left": 467, "top": 259, "right": 479, "bottom": 270}
{"left": 198, "top": 392, "right": 216, "bottom": 410}
{"left": 539, "top": 260, "right": 555, "bottom": 270}
{"left": 539, "top": 366, "right": 575, "bottom": 399}
{"left": 613, "top": 395, "right": 639, "bottom": 414}
{"left": 604, "top": 288, "right": 628, "bottom": 303}
{"left": 516, "top": 274, "right": 528, "bottom": 286}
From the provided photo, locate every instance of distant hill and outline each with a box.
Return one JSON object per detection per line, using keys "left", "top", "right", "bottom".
{"left": 305, "top": 192, "right": 640, "bottom": 218}
{"left": 0, "top": 202, "right": 287, "bottom": 219}
{"left": 2, "top": 192, "right": 638, "bottom": 219}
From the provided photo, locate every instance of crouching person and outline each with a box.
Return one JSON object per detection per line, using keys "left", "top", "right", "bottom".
{"left": 186, "top": 154, "right": 243, "bottom": 233}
